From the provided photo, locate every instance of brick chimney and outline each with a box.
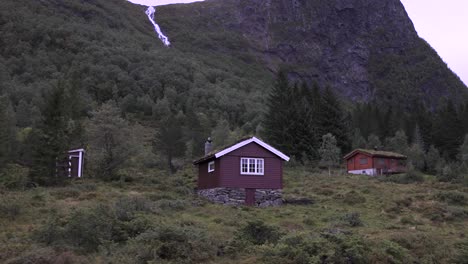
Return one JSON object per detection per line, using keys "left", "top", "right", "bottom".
{"left": 204, "top": 137, "right": 212, "bottom": 155}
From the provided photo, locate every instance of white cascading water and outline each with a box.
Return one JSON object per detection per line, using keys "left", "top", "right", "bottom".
{"left": 145, "top": 6, "right": 170, "bottom": 46}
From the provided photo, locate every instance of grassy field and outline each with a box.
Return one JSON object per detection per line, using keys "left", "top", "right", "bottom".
{"left": 1, "top": 167, "right": 467, "bottom": 263}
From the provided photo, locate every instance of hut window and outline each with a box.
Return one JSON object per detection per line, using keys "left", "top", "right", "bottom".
{"left": 359, "top": 158, "right": 368, "bottom": 165}
{"left": 208, "top": 161, "right": 215, "bottom": 173}
{"left": 378, "top": 158, "right": 385, "bottom": 165}
{"left": 241, "top": 158, "right": 264, "bottom": 175}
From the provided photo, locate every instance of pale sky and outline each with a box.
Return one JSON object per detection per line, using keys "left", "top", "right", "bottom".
{"left": 127, "top": 0, "right": 467, "bottom": 86}
{"left": 401, "top": 0, "right": 467, "bottom": 85}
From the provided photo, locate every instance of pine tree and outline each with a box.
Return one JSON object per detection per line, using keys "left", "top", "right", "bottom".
{"left": 366, "top": 134, "right": 383, "bottom": 150}
{"left": 263, "top": 71, "right": 295, "bottom": 156}
{"left": 425, "top": 145, "right": 441, "bottom": 174}
{"left": 289, "top": 82, "right": 319, "bottom": 161}
{"left": 185, "top": 110, "right": 209, "bottom": 159}
{"left": 433, "top": 100, "right": 464, "bottom": 159}
{"left": 30, "top": 82, "right": 71, "bottom": 186}
{"left": 0, "top": 95, "right": 16, "bottom": 170}
{"left": 154, "top": 112, "right": 186, "bottom": 174}
{"left": 351, "top": 128, "right": 366, "bottom": 150}
{"left": 458, "top": 134, "right": 468, "bottom": 171}
{"left": 385, "top": 130, "right": 409, "bottom": 154}
{"left": 319, "top": 86, "right": 349, "bottom": 152}
{"left": 407, "top": 143, "right": 425, "bottom": 171}
{"left": 319, "top": 133, "right": 341, "bottom": 176}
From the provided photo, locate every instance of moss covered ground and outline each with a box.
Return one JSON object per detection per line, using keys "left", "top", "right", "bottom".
{"left": 1, "top": 167, "right": 467, "bottom": 263}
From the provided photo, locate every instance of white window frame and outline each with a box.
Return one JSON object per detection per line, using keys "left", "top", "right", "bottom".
{"left": 208, "top": 161, "right": 215, "bottom": 173}
{"left": 240, "top": 158, "right": 264, "bottom": 175}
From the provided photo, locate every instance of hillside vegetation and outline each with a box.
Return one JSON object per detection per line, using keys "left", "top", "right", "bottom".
{"left": 1, "top": 168, "right": 467, "bottom": 263}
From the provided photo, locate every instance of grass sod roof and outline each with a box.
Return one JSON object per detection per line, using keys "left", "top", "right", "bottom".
{"left": 343, "top": 149, "right": 407, "bottom": 160}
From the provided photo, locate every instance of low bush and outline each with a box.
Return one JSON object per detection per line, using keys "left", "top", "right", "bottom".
{"left": 0, "top": 164, "right": 29, "bottom": 190}
{"left": 114, "top": 196, "right": 153, "bottom": 221}
{"left": 5, "top": 247, "right": 90, "bottom": 264}
{"left": 342, "top": 212, "right": 363, "bottom": 227}
{"left": 391, "top": 233, "right": 451, "bottom": 261}
{"left": 383, "top": 170, "right": 424, "bottom": 184}
{"left": 369, "top": 240, "right": 411, "bottom": 264}
{"left": 154, "top": 199, "right": 189, "bottom": 211}
{"left": 342, "top": 190, "right": 366, "bottom": 205}
{"left": 237, "top": 220, "right": 282, "bottom": 245}
{"left": 435, "top": 191, "right": 467, "bottom": 205}
{"left": 0, "top": 198, "right": 22, "bottom": 220}
{"left": 262, "top": 232, "right": 371, "bottom": 264}
{"left": 34, "top": 204, "right": 154, "bottom": 252}
{"left": 108, "top": 225, "right": 218, "bottom": 264}
{"left": 453, "top": 239, "right": 468, "bottom": 264}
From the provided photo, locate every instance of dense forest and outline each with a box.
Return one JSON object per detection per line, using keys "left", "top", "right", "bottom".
{"left": 0, "top": 0, "right": 468, "bottom": 183}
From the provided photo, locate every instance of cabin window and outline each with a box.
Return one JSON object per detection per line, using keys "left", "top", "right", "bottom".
{"left": 241, "top": 158, "right": 264, "bottom": 175}
{"left": 359, "top": 158, "right": 368, "bottom": 165}
{"left": 378, "top": 158, "right": 385, "bottom": 165}
{"left": 208, "top": 161, "right": 215, "bottom": 173}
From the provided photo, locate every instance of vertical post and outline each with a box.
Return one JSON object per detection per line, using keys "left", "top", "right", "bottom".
{"left": 78, "top": 150, "right": 83, "bottom": 178}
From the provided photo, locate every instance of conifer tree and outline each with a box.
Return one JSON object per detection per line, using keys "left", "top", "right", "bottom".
{"left": 425, "top": 145, "right": 442, "bottom": 174}
{"left": 385, "top": 130, "right": 409, "bottom": 154}
{"left": 154, "top": 112, "right": 186, "bottom": 174}
{"left": 433, "top": 100, "right": 464, "bottom": 159}
{"left": 0, "top": 95, "right": 16, "bottom": 170}
{"left": 351, "top": 128, "right": 366, "bottom": 150}
{"left": 366, "top": 134, "right": 383, "bottom": 150}
{"left": 319, "top": 133, "right": 341, "bottom": 176}
{"left": 289, "top": 82, "right": 319, "bottom": 161}
{"left": 319, "top": 86, "right": 349, "bottom": 152}
{"left": 263, "top": 71, "right": 295, "bottom": 156}
{"left": 30, "top": 82, "right": 71, "bottom": 186}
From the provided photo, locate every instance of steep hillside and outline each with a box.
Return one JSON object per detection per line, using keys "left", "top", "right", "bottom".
{"left": 0, "top": 0, "right": 466, "bottom": 124}
{"left": 158, "top": 0, "right": 467, "bottom": 108}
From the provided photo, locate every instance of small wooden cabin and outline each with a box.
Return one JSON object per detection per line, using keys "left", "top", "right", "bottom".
{"left": 193, "top": 137, "right": 289, "bottom": 206}
{"left": 344, "top": 149, "right": 407, "bottom": 176}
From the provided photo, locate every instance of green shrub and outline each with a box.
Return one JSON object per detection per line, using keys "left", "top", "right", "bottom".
{"left": 383, "top": 170, "right": 424, "bottom": 184}
{"left": 4, "top": 247, "right": 90, "bottom": 264}
{"left": 262, "top": 232, "right": 371, "bottom": 264}
{"left": 0, "top": 198, "right": 22, "bottom": 220}
{"left": 114, "top": 196, "right": 153, "bottom": 221}
{"left": 0, "top": 164, "right": 29, "bottom": 190}
{"left": 342, "top": 212, "right": 363, "bottom": 227}
{"left": 342, "top": 190, "right": 366, "bottom": 205}
{"left": 35, "top": 205, "right": 126, "bottom": 252}
{"left": 109, "top": 225, "right": 217, "bottom": 264}
{"left": 435, "top": 191, "right": 467, "bottom": 205}
{"left": 154, "top": 199, "right": 189, "bottom": 211}
{"left": 369, "top": 240, "right": 411, "bottom": 264}
{"left": 237, "top": 220, "right": 282, "bottom": 245}
{"left": 453, "top": 239, "right": 468, "bottom": 264}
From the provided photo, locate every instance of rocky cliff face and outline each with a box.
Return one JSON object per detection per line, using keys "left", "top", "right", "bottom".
{"left": 160, "top": 0, "right": 467, "bottom": 107}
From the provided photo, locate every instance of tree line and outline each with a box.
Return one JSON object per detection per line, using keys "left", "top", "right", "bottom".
{"left": 263, "top": 71, "right": 468, "bottom": 183}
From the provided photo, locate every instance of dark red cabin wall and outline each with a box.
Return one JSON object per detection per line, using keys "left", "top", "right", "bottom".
{"left": 197, "top": 159, "right": 220, "bottom": 189}
{"left": 346, "top": 153, "right": 373, "bottom": 171}
{"left": 219, "top": 143, "right": 283, "bottom": 189}
{"left": 373, "top": 157, "right": 405, "bottom": 171}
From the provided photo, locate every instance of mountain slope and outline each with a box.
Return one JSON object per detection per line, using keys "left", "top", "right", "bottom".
{"left": 0, "top": 0, "right": 466, "bottom": 131}
{"left": 157, "top": 0, "right": 467, "bottom": 108}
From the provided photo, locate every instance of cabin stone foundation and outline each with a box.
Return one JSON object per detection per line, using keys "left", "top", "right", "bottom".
{"left": 197, "top": 188, "right": 282, "bottom": 207}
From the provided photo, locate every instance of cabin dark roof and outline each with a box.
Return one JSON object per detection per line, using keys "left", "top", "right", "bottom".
{"left": 344, "top": 149, "right": 407, "bottom": 159}
{"left": 193, "top": 136, "right": 290, "bottom": 165}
